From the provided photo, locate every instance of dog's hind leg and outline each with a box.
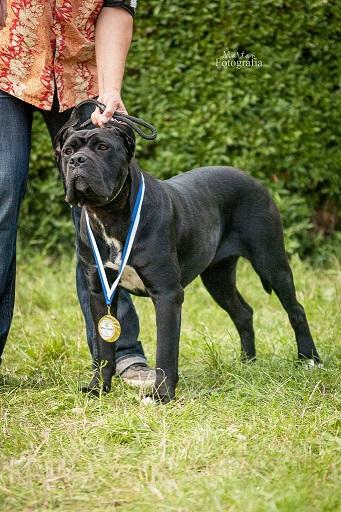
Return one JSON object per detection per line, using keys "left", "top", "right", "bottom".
{"left": 249, "top": 246, "right": 321, "bottom": 364}
{"left": 201, "top": 257, "right": 256, "bottom": 361}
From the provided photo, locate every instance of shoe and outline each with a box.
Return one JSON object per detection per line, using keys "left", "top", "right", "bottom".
{"left": 119, "top": 363, "right": 156, "bottom": 388}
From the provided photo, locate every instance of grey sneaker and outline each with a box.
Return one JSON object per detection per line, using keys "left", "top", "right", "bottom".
{"left": 119, "top": 363, "right": 156, "bottom": 388}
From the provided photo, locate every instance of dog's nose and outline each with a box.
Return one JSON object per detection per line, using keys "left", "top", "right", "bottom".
{"left": 69, "top": 154, "right": 87, "bottom": 166}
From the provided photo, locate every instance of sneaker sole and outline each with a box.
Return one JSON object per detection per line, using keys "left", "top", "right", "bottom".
{"left": 120, "top": 376, "right": 155, "bottom": 388}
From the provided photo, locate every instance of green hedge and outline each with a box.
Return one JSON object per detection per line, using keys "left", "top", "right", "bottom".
{"left": 20, "top": 0, "right": 341, "bottom": 263}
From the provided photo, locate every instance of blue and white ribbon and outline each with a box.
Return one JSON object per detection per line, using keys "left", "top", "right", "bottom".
{"left": 85, "top": 173, "right": 145, "bottom": 306}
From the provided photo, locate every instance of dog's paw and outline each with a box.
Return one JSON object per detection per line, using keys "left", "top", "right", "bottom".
{"left": 80, "top": 383, "right": 111, "bottom": 397}
{"left": 141, "top": 394, "right": 174, "bottom": 404}
{"left": 144, "top": 386, "right": 175, "bottom": 404}
{"left": 298, "top": 358, "right": 324, "bottom": 370}
{"left": 140, "top": 396, "right": 157, "bottom": 406}
{"left": 80, "top": 385, "right": 100, "bottom": 397}
{"left": 80, "top": 366, "right": 113, "bottom": 397}
{"left": 141, "top": 383, "right": 175, "bottom": 404}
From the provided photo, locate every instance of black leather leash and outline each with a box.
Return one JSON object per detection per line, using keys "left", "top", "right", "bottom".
{"left": 75, "top": 99, "right": 158, "bottom": 140}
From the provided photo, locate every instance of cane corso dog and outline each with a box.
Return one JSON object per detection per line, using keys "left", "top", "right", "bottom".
{"left": 54, "top": 101, "right": 321, "bottom": 403}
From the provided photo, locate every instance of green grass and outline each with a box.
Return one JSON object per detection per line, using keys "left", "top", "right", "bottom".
{"left": 0, "top": 254, "right": 340, "bottom": 512}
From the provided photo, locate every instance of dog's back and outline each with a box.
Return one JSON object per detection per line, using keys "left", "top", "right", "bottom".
{"left": 158, "top": 166, "right": 281, "bottom": 282}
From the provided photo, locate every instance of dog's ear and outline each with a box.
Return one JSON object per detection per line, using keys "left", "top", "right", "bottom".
{"left": 119, "top": 128, "right": 135, "bottom": 161}
{"left": 53, "top": 119, "right": 78, "bottom": 193}
{"left": 53, "top": 107, "right": 82, "bottom": 162}
{"left": 53, "top": 125, "right": 76, "bottom": 164}
{"left": 107, "top": 121, "right": 136, "bottom": 161}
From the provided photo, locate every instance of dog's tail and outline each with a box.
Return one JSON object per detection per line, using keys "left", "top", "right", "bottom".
{"left": 260, "top": 277, "right": 272, "bottom": 295}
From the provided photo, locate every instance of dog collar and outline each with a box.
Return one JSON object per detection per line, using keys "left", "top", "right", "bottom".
{"left": 102, "top": 176, "right": 127, "bottom": 206}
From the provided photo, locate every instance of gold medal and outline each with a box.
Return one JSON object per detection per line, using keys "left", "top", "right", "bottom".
{"left": 98, "top": 307, "right": 121, "bottom": 342}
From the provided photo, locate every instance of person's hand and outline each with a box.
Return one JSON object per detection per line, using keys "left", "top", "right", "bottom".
{"left": 0, "top": 0, "right": 8, "bottom": 30}
{"left": 91, "top": 90, "right": 127, "bottom": 128}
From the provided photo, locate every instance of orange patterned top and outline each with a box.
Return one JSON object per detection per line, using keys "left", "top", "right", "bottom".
{"left": 0, "top": 0, "right": 136, "bottom": 111}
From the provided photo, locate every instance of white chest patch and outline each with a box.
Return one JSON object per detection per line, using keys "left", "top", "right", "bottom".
{"left": 91, "top": 213, "right": 146, "bottom": 294}
{"left": 104, "top": 261, "right": 146, "bottom": 293}
{"left": 92, "top": 213, "right": 122, "bottom": 253}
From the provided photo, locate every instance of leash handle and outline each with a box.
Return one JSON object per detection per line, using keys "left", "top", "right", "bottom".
{"left": 76, "top": 99, "right": 158, "bottom": 140}
{"left": 114, "top": 113, "right": 157, "bottom": 140}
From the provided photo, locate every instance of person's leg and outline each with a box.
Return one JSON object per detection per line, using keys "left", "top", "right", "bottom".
{"left": 0, "top": 91, "right": 33, "bottom": 363}
{"left": 41, "top": 96, "right": 154, "bottom": 384}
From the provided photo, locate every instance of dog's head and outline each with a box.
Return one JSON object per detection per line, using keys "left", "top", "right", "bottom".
{"left": 54, "top": 116, "right": 135, "bottom": 207}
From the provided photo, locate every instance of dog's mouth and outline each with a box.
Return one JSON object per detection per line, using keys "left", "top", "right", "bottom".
{"left": 65, "top": 173, "right": 121, "bottom": 208}
{"left": 65, "top": 175, "right": 108, "bottom": 207}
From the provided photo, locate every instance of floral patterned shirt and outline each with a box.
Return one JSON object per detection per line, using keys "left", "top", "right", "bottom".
{"left": 0, "top": 0, "right": 136, "bottom": 111}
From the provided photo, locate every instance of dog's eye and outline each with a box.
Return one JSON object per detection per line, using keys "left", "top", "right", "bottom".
{"left": 98, "top": 143, "right": 109, "bottom": 151}
{"left": 64, "top": 147, "right": 73, "bottom": 155}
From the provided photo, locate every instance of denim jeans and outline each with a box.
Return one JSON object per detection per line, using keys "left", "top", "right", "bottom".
{"left": 0, "top": 90, "right": 146, "bottom": 369}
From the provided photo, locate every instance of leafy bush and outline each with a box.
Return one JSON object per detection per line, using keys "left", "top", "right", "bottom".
{"left": 20, "top": 0, "right": 341, "bottom": 262}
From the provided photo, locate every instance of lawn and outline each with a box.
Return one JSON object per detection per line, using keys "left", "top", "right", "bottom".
{"left": 0, "top": 254, "right": 340, "bottom": 512}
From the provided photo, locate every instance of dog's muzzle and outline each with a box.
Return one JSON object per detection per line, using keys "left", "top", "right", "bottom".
{"left": 65, "top": 171, "right": 91, "bottom": 205}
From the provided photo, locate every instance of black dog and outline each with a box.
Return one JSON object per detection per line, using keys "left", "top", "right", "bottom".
{"left": 54, "top": 102, "right": 321, "bottom": 402}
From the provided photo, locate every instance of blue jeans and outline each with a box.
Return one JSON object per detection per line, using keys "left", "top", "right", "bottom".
{"left": 0, "top": 90, "right": 146, "bottom": 369}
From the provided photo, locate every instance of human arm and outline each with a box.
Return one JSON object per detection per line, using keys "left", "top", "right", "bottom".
{"left": 91, "top": 6, "right": 134, "bottom": 127}
{"left": 0, "top": 0, "right": 7, "bottom": 30}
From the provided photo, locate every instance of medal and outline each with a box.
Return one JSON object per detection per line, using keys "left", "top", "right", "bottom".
{"left": 98, "top": 307, "right": 121, "bottom": 343}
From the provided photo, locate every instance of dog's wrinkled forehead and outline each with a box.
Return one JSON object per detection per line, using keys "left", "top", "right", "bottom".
{"left": 54, "top": 114, "right": 136, "bottom": 162}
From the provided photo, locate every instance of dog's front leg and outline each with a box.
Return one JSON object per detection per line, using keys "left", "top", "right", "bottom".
{"left": 150, "top": 288, "right": 184, "bottom": 403}
{"left": 82, "top": 269, "right": 117, "bottom": 396}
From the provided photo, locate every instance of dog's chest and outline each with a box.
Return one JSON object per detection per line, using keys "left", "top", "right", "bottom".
{"left": 93, "top": 213, "right": 146, "bottom": 294}
{"left": 104, "top": 258, "right": 146, "bottom": 294}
